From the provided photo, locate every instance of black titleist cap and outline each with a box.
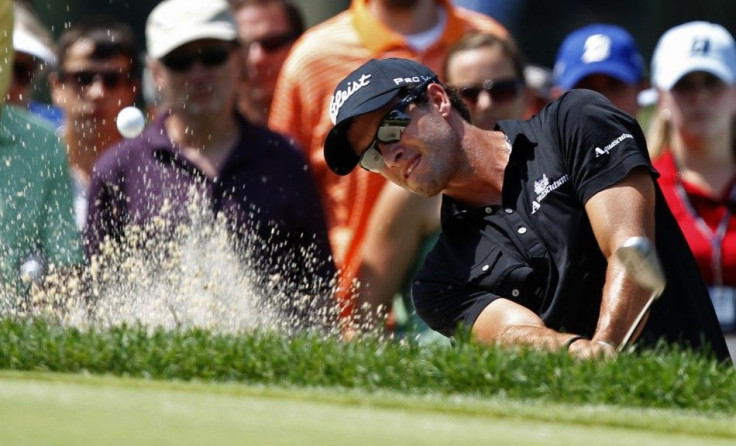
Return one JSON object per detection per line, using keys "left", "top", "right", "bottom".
{"left": 324, "top": 58, "right": 439, "bottom": 176}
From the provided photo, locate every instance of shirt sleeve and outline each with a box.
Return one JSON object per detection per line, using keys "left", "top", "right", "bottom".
{"left": 553, "top": 90, "right": 655, "bottom": 204}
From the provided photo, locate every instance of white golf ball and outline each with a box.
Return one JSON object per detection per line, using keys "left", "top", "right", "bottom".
{"left": 116, "top": 106, "right": 146, "bottom": 138}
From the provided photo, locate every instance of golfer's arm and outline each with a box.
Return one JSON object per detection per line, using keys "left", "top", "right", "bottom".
{"left": 472, "top": 298, "right": 579, "bottom": 350}
{"left": 585, "top": 167, "right": 656, "bottom": 346}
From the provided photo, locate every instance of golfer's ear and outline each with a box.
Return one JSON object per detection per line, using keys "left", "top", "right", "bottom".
{"left": 427, "top": 83, "right": 451, "bottom": 116}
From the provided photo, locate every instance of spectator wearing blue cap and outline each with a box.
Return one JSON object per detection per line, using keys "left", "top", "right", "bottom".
{"left": 552, "top": 24, "right": 647, "bottom": 117}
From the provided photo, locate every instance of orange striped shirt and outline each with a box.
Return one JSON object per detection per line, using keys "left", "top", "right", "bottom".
{"left": 268, "top": 0, "right": 508, "bottom": 310}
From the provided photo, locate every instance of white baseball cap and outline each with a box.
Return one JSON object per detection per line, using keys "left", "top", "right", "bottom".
{"left": 13, "top": 26, "right": 56, "bottom": 66}
{"left": 146, "top": 0, "right": 237, "bottom": 60}
{"left": 651, "top": 21, "right": 736, "bottom": 90}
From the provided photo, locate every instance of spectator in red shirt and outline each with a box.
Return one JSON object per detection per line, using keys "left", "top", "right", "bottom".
{"left": 648, "top": 22, "right": 736, "bottom": 335}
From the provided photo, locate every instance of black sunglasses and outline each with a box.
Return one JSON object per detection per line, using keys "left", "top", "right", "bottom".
{"left": 58, "top": 70, "right": 128, "bottom": 89}
{"left": 161, "top": 47, "right": 232, "bottom": 72}
{"left": 456, "top": 78, "right": 522, "bottom": 104}
{"left": 359, "top": 77, "right": 438, "bottom": 172}
{"left": 245, "top": 32, "right": 296, "bottom": 53}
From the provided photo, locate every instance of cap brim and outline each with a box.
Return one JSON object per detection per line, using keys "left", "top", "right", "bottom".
{"left": 149, "top": 26, "right": 236, "bottom": 59}
{"left": 13, "top": 28, "right": 56, "bottom": 65}
{"left": 324, "top": 88, "right": 401, "bottom": 176}
{"left": 325, "top": 122, "right": 360, "bottom": 176}
{"left": 559, "top": 62, "right": 641, "bottom": 89}
{"left": 656, "top": 58, "right": 735, "bottom": 90}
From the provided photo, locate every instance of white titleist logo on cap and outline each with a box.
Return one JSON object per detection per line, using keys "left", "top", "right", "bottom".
{"left": 329, "top": 74, "right": 372, "bottom": 124}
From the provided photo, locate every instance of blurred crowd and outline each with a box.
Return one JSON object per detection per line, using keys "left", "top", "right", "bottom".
{"left": 0, "top": 0, "right": 734, "bottom": 351}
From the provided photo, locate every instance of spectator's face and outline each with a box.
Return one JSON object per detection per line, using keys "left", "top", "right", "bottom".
{"left": 153, "top": 39, "right": 239, "bottom": 117}
{"left": 446, "top": 45, "right": 528, "bottom": 130}
{"left": 234, "top": 2, "right": 294, "bottom": 103}
{"left": 6, "top": 52, "right": 39, "bottom": 107}
{"left": 50, "top": 40, "right": 137, "bottom": 126}
{"left": 573, "top": 74, "right": 641, "bottom": 116}
{"left": 661, "top": 71, "right": 736, "bottom": 142}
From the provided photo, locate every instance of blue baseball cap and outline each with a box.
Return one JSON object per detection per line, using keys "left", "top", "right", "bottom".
{"left": 553, "top": 24, "right": 645, "bottom": 90}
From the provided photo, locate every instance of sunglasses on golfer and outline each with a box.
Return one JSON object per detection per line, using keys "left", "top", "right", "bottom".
{"left": 456, "top": 78, "right": 522, "bottom": 104}
{"left": 57, "top": 69, "right": 129, "bottom": 89}
{"left": 359, "top": 77, "right": 438, "bottom": 173}
{"left": 244, "top": 32, "right": 296, "bottom": 53}
{"left": 161, "top": 46, "right": 232, "bottom": 72}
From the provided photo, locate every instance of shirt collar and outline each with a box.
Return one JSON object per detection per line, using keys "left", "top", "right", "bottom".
{"left": 147, "top": 110, "right": 253, "bottom": 151}
{"left": 351, "top": 0, "right": 465, "bottom": 56}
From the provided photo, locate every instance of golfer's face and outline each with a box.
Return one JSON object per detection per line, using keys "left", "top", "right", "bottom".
{"left": 347, "top": 103, "right": 452, "bottom": 198}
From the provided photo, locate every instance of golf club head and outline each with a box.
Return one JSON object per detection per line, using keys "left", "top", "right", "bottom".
{"left": 615, "top": 236, "right": 666, "bottom": 296}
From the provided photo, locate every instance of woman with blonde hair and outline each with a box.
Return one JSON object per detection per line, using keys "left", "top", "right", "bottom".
{"left": 648, "top": 21, "right": 736, "bottom": 335}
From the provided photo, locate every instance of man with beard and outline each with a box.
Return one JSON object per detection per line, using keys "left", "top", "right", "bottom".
{"left": 48, "top": 16, "right": 140, "bottom": 230}
{"left": 268, "top": 0, "right": 508, "bottom": 324}
{"left": 84, "top": 0, "right": 336, "bottom": 326}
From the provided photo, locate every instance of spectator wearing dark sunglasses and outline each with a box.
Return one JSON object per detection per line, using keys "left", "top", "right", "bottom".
{"left": 48, "top": 14, "right": 140, "bottom": 230}
{"left": 6, "top": 1, "right": 62, "bottom": 127}
{"left": 85, "top": 0, "right": 337, "bottom": 329}
{"left": 444, "top": 32, "right": 531, "bottom": 130}
{"left": 230, "top": 0, "right": 304, "bottom": 125}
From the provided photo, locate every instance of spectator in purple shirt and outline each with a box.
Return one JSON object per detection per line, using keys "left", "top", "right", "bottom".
{"left": 84, "top": 0, "right": 336, "bottom": 327}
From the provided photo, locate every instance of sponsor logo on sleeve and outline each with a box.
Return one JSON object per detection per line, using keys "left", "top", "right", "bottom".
{"left": 594, "top": 133, "right": 634, "bottom": 157}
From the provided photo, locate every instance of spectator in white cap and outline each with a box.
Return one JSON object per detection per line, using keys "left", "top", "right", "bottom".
{"left": 84, "top": 0, "right": 336, "bottom": 327}
{"left": 552, "top": 24, "right": 647, "bottom": 117}
{"left": 647, "top": 21, "right": 736, "bottom": 339}
{"left": 7, "top": 1, "right": 63, "bottom": 126}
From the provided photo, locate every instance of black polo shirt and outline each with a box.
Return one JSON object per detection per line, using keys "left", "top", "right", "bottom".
{"left": 414, "top": 89, "right": 729, "bottom": 361}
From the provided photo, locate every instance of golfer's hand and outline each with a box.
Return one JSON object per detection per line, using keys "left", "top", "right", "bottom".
{"left": 568, "top": 338, "right": 617, "bottom": 360}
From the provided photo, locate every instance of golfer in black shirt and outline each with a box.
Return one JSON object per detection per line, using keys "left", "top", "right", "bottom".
{"left": 323, "top": 58, "right": 730, "bottom": 362}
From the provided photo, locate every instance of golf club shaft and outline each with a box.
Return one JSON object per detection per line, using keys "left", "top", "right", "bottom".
{"left": 617, "top": 288, "right": 660, "bottom": 352}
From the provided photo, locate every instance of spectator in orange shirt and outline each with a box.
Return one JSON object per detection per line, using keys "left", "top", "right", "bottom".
{"left": 268, "top": 0, "right": 508, "bottom": 323}
{"left": 230, "top": 0, "right": 304, "bottom": 125}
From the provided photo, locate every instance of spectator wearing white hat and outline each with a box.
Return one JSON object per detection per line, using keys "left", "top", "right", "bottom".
{"left": 647, "top": 22, "right": 736, "bottom": 341}
{"left": 7, "top": 1, "right": 63, "bottom": 127}
{"left": 552, "top": 23, "right": 648, "bottom": 117}
{"left": 85, "top": 0, "right": 336, "bottom": 327}
{"left": 0, "top": 2, "right": 83, "bottom": 299}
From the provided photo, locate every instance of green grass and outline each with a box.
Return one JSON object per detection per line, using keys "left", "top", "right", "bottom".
{"left": 1, "top": 372, "right": 735, "bottom": 445}
{"left": 0, "top": 318, "right": 734, "bottom": 415}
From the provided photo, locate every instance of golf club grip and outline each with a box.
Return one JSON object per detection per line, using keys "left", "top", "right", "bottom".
{"left": 617, "top": 290, "right": 658, "bottom": 352}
